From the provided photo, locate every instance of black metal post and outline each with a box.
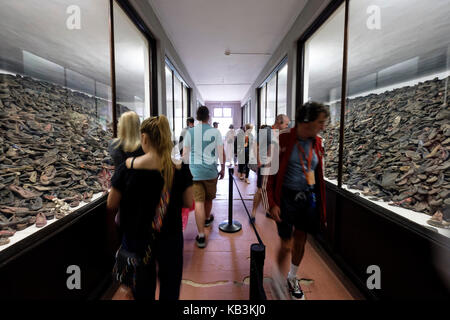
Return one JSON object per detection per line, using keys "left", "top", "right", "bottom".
{"left": 219, "top": 167, "right": 242, "bottom": 233}
{"left": 250, "top": 243, "right": 266, "bottom": 300}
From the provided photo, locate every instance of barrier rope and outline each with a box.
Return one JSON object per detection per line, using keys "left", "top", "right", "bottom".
{"left": 230, "top": 171, "right": 264, "bottom": 245}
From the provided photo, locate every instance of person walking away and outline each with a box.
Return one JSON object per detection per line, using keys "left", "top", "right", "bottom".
{"left": 183, "top": 106, "right": 226, "bottom": 248}
{"left": 267, "top": 102, "right": 329, "bottom": 300}
{"left": 250, "top": 124, "right": 272, "bottom": 222}
{"left": 107, "top": 115, "right": 193, "bottom": 300}
{"left": 179, "top": 117, "right": 195, "bottom": 153}
{"left": 225, "top": 124, "right": 236, "bottom": 167}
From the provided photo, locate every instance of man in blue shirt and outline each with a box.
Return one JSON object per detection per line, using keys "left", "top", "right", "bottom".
{"left": 183, "top": 106, "right": 225, "bottom": 248}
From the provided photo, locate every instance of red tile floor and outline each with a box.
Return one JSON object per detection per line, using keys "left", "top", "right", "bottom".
{"left": 111, "top": 167, "right": 364, "bottom": 300}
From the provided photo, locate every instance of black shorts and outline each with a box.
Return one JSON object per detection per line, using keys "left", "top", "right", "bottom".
{"left": 276, "top": 187, "right": 318, "bottom": 239}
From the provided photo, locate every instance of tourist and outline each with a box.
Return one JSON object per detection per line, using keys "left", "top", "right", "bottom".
{"left": 179, "top": 116, "right": 195, "bottom": 153}
{"left": 108, "top": 111, "right": 144, "bottom": 167}
{"left": 267, "top": 102, "right": 329, "bottom": 300}
{"left": 250, "top": 124, "right": 272, "bottom": 222}
{"left": 183, "top": 106, "right": 225, "bottom": 248}
{"left": 107, "top": 115, "right": 193, "bottom": 300}
{"left": 225, "top": 124, "right": 236, "bottom": 167}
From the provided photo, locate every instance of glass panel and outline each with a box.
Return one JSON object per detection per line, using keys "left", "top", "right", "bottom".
{"left": 247, "top": 101, "right": 251, "bottom": 125}
{"left": 223, "top": 108, "right": 232, "bottom": 117}
{"left": 0, "top": 0, "right": 112, "bottom": 244}
{"left": 342, "top": 0, "right": 450, "bottom": 236}
{"left": 260, "top": 86, "right": 266, "bottom": 126}
{"left": 174, "top": 75, "right": 182, "bottom": 142}
{"left": 183, "top": 84, "right": 188, "bottom": 127}
{"left": 277, "top": 64, "right": 288, "bottom": 115}
{"left": 304, "top": 3, "right": 345, "bottom": 182}
{"left": 214, "top": 108, "right": 222, "bottom": 117}
{"left": 165, "top": 65, "right": 173, "bottom": 133}
{"left": 114, "top": 2, "right": 150, "bottom": 121}
{"left": 266, "top": 74, "right": 277, "bottom": 127}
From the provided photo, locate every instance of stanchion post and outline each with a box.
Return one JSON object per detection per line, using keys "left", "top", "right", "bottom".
{"left": 250, "top": 243, "right": 266, "bottom": 300}
{"left": 219, "top": 167, "right": 242, "bottom": 233}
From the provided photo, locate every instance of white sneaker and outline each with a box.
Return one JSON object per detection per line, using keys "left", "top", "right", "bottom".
{"left": 287, "top": 277, "right": 305, "bottom": 300}
{"left": 270, "top": 270, "right": 288, "bottom": 300}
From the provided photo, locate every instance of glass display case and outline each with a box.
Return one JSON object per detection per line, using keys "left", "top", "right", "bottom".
{"left": 165, "top": 59, "right": 191, "bottom": 142}
{"left": 0, "top": 0, "right": 153, "bottom": 250}
{"left": 258, "top": 60, "right": 289, "bottom": 127}
{"left": 303, "top": 0, "right": 450, "bottom": 237}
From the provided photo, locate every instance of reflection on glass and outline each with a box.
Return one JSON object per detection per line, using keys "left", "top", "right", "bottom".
{"left": 260, "top": 85, "right": 266, "bottom": 126}
{"left": 247, "top": 100, "right": 251, "bottom": 124}
{"left": 165, "top": 65, "right": 173, "bottom": 133}
{"left": 174, "top": 76, "right": 182, "bottom": 140}
{"left": 267, "top": 75, "right": 276, "bottom": 126}
{"left": 339, "top": 0, "right": 450, "bottom": 229}
{"left": 183, "top": 84, "right": 188, "bottom": 127}
{"left": 303, "top": 3, "right": 345, "bottom": 181}
{"left": 0, "top": 0, "right": 113, "bottom": 237}
{"left": 278, "top": 64, "right": 288, "bottom": 115}
{"left": 114, "top": 2, "right": 150, "bottom": 121}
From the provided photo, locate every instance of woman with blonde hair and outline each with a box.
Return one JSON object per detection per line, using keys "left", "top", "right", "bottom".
{"left": 107, "top": 115, "right": 193, "bottom": 300}
{"left": 108, "top": 111, "right": 144, "bottom": 167}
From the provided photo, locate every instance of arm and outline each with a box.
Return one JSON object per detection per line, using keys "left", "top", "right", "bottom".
{"left": 182, "top": 186, "right": 193, "bottom": 208}
{"left": 107, "top": 187, "right": 121, "bottom": 216}
{"left": 182, "top": 146, "right": 190, "bottom": 164}
{"left": 217, "top": 144, "right": 225, "bottom": 179}
{"left": 106, "top": 187, "right": 121, "bottom": 255}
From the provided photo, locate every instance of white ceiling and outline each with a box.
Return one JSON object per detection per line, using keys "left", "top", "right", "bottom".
{"left": 147, "top": 0, "right": 308, "bottom": 102}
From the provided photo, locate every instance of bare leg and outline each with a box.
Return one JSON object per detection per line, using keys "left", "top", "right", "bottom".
{"left": 251, "top": 188, "right": 262, "bottom": 217}
{"left": 205, "top": 199, "right": 213, "bottom": 220}
{"left": 194, "top": 201, "right": 205, "bottom": 235}
{"left": 277, "top": 238, "right": 292, "bottom": 277}
{"left": 291, "top": 229, "right": 307, "bottom": 267}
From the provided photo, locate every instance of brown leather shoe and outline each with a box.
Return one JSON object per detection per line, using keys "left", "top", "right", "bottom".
{"left": 35, "top": 212, "right": 47, "bottom": 228}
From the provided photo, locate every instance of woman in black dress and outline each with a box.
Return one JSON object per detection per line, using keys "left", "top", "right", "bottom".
{"left": 107, "top": 115, "right": 193, "bottom": 300}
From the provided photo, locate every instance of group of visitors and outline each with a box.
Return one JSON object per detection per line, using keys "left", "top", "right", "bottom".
{"left": 105, "top": 101, "right": 330, "bottom": 301}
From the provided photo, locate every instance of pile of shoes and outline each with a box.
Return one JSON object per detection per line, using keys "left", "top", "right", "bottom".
{"left": 323, "top": 77, "right": 450, "bottom": 225}
{"left": 0, "top": 73, "right": 115, "bottom": 242}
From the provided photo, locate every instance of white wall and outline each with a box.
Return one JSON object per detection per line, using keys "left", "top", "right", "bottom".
{"left": 129, "top": 0, "right": 204, "bottom": 117}
{"left": 241, "top": 0, "right": 332, "bottom": 126}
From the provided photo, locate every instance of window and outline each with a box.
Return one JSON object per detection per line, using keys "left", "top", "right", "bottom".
{"left": 303, "top": 3, "right": 345, "bottom": 182}
{"left": 300, "top": 0, "right": 450, "bottom": 236}
{"left": 258, "top": 59, "right": 288, "bottom": 127}
{"left": 278, "top": 64, "right": 288, "bottom": 115}
{"left": 165, "top": 59, "right": 190, "bottom": 141}
{"left": 0, "top": 0, "right": 155, "bottom": 246}
{"left": 211, "top": 106, "right": 233, "bottom": 137}
{"left": 114, "top": 1, "right": 150, "bottom": 121}
{"left": 242, "top": 100, "right": 251, "bottom": 127}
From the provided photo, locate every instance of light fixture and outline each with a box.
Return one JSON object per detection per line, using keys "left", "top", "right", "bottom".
{"left": 224, "top": 50, "right": 271, "bottom": 56}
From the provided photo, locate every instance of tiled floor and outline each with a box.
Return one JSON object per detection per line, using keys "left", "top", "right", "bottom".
{"left": 112, "top": 167, "right": 363, "bottom": 300}
{"left": 179, "top": 167, "right": 361, "bottom": 300}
